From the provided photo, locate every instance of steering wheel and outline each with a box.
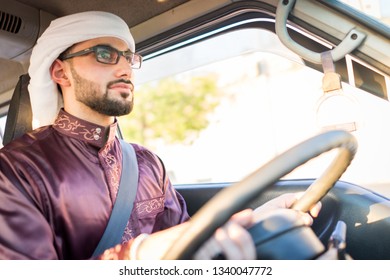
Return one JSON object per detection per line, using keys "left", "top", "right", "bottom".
{"left": 162, "top": 130, "right": 357, "bottom": 259}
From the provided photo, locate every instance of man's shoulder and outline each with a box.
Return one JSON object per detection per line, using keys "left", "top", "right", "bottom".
{"left": 1, "top": 125, "right": 55, "bottom": 152}
{"left": 129, "top": 142, "right": 150, "bottom": 153}
{"left": 126, "top": 142, "right": 163, "bottom": 166}
{"left": 129, "top": 142, "right": 157, "bottom": 158}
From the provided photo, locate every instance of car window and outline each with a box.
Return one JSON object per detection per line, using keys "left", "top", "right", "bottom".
{"left": 118, "top": 21, "right": 390, "bottom": 199}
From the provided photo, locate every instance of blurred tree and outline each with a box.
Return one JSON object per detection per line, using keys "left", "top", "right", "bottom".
{"left": 119, "top": 75, "right": 221, "bottom": 147}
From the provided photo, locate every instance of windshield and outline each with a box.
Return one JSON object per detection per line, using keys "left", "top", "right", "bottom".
{"left": 119, "top": 13, "right": 390, "bottom": 198}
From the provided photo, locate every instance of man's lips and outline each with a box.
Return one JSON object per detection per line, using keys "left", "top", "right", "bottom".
{"left": 108, "top": 83, "right": 134, "bottom": 92}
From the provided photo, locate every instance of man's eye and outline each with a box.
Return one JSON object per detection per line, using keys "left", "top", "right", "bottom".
{"left": 97, "top": 49, "right": 113, "bottom": 60}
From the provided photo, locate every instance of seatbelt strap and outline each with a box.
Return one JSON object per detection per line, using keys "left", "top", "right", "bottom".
{"left": 92, "top": 139, "right": 139, "bottom": 257}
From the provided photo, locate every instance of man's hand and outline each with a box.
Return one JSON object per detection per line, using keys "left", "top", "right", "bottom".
{"left": 193, "top": 209, "right": 256, "bottom": 260}
{"left": 253, "top": 192, "right": 322, "bottom": 226}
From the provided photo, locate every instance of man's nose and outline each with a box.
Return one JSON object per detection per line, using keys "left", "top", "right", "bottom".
{"left": 115, "top": 55, "right": 133, "bottom": 78}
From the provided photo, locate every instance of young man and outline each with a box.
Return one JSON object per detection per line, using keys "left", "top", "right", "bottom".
{"left": 0, "top": 11, "right": 320, "bottom": 260}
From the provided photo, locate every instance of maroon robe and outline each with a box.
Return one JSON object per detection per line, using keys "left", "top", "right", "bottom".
{"left": 0, "top": 109, "right": 189, "bottom": 259}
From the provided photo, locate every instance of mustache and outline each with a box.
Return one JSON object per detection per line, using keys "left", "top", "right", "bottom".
{"left": 107, "top": 79, "right": 134, "bottom": 90}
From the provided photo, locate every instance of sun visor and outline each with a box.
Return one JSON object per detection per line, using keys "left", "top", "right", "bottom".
{"left": 0, "top": 0, "right": 55, "bottom": 61}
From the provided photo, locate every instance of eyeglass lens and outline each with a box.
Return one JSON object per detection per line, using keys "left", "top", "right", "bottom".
{"left": 95, "top": 46, "right": 142, "bottom": 69}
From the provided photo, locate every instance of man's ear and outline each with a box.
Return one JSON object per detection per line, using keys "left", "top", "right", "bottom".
{"left": 50, "top": 59, "right": 71, "bottom": 87}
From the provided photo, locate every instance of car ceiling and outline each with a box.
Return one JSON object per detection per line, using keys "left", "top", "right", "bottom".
{"left": 15, "top": 0, "right": 190, "bottom": 29}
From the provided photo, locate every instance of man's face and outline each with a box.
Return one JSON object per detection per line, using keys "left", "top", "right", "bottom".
{"left": 65, "top": 37, "right": 135, "bottom": 117}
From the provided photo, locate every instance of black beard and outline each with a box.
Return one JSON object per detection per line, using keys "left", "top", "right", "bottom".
{"left": 84, "top": 94, "right": 133, "bottom": 116}
{"left": 70, "top": 67, "right": 134, "bottom": 116}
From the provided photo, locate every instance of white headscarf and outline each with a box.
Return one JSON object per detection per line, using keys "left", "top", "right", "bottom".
{"left": 28, "top": 11, "right": 135, "bottom": 129}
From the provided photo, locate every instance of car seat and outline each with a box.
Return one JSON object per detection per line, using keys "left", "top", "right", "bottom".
{"left": 2, "top": 74, "right": 32, "bottom": 146}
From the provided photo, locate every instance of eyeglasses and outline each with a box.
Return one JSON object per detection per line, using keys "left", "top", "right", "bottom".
{"left": 59, "top": 45, "right": 143, "bottom": 69}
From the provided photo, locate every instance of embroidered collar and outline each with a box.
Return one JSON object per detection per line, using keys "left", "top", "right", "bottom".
{"left": 53, "top": 109, "right": 118, "bottom": 148}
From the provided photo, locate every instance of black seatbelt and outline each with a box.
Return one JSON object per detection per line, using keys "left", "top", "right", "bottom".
{"left": 92, "top": 139, "right": 139, "bottom": 257}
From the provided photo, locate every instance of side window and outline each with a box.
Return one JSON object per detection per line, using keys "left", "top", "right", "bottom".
{"left": 119, "top": 25, "right": 390, "bottom": 198}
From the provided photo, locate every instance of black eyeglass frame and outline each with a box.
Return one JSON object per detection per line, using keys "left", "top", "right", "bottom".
{"left": 59, "top": 45, "right": 143, "bottom": 69}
